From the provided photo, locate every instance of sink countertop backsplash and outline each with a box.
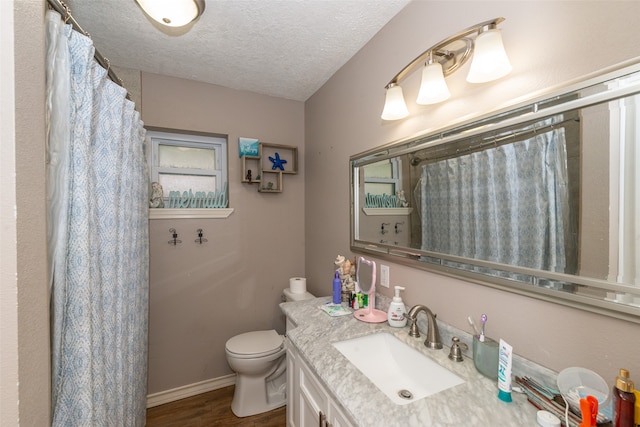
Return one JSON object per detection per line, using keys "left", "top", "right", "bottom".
{"left": 282, "top": 295, "right": 557, "bottom": 427}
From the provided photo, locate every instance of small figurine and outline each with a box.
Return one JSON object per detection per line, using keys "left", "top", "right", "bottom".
{"left": 334, "top": 254, "right": 356, "bottom": 294}
{"left": 396, "top": 189, "right": 408, "bottom": 207}
{"left": 149, "top": 181, "right": 164, "bottom": 208}
{"left": 246, "top": 169, "right": 252, "bottom": 183}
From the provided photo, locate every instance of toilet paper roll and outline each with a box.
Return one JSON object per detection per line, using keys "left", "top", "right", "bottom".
{"left": 289, "top": 277, "right": 307, "bottom": 294}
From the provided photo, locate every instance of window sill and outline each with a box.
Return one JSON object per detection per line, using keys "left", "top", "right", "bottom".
{"left": 149, "top": 208, "right": 234, "bottom": 220}
{"left": 362, "top": 208, "right": 413, "bottom": 216}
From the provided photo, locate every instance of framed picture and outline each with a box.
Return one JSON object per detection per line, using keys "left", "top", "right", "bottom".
{"left": 238, "top": 137, "right": 259, "bottom": 157}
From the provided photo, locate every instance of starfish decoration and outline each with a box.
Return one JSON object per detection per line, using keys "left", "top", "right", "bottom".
{"left": 268, "top": 152, "right": 288, "bottom": 171}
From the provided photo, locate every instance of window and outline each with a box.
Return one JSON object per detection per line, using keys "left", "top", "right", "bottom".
{"left": 363, "top": 158, "right": 402, "bottom": 207}
{"left": 148, "top": 130, "right": 228, "bottom": 206}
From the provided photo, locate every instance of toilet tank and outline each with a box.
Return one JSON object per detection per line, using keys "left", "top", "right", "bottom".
{"left": 283, "top": 288, "right": 315, "bottom": 302}
{"left": 283, "top": 289, "right": 315, "bottom": 332}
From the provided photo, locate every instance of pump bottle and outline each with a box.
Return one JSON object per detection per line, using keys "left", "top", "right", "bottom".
{"left": 387, "top": 286, "right": 407, "bottom": 327}
{"left": 612, "top": 368, "right": 635, "bottom": 427}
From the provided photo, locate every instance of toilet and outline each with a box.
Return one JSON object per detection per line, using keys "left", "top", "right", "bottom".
{"left": 225, "top": 289, "right": 314, "bottom": 417}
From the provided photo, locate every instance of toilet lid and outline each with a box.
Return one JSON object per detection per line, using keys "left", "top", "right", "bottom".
{"left": 225, "top": 330, "right": 283, "bottom": 356}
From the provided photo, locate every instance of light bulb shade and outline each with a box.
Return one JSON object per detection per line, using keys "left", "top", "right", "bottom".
{"left": 135, "top": 0, "right": 205, "bottom": 27}
{"left": 466, "top": 28, "right": 512, "bottom": 83}
{"left": 416, "top": 62, "right": 451, "bottom": 105}
{"left": 381, "top": 85, "right": 409, "bottom": 120}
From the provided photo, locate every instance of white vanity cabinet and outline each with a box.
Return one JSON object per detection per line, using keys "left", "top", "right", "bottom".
{"left": 286, "top": 338, "right": 354, "bottom": 427}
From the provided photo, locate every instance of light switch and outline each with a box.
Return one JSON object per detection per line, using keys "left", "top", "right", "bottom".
{"left": 380, "top": 264, "right": 390, "bottom": 288}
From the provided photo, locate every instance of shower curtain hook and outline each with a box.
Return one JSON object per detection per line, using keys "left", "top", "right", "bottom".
{"left": 62, "top": 3, "right": 71, "bottom": 23}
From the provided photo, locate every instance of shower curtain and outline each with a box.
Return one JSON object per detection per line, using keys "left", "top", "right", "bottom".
{"left": 420, "top": 122, "right": 569, "bottom": 275}
{"left": 46, "top": 10, "right": 149, "bottom": 427}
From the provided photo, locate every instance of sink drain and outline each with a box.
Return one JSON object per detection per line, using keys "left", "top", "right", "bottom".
{"left": 398, "top": 389, "right": 413, "bottom": 400}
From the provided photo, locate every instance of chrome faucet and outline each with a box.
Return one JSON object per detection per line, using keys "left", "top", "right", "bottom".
{"left": 407, "top": 304, "right": 442, "bottom": 349}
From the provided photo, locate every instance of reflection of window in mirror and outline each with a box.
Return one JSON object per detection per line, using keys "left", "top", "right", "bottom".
{"left": 363, "top": 158, "right": 402, "bottom": 204}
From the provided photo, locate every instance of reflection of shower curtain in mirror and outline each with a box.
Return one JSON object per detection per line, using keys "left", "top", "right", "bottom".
{"left": 420, "top": 125, "right": 569, "bottom": 273}
{"left": 46, "top": 10, "right": 149, "bottom": 427}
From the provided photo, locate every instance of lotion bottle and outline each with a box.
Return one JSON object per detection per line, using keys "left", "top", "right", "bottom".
{"left": 387, "top": 286, "right": 407, "bottom": 327}
{"left": 613, "top": 368, "right": 635, "bottom": 427}
{"left": 332, "top": 271, "right": 341, "bottom": 304}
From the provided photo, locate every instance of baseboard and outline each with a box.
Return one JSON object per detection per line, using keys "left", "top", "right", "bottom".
{"left": 146, "top": 374, "right": 236, "bottom": 408}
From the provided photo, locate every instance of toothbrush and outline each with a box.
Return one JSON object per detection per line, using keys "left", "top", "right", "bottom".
{"left": 467, "top": 316, "right": 480, "bottom": 337}
{"left": 480, "top": 314, "right": 487, "bottom": 342}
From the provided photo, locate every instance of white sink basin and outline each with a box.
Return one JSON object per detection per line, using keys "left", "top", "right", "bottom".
{"left": 333, "top": 333, "right": 464, "bottom": 405}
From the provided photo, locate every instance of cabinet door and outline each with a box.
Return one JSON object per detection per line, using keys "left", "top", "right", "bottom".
{"left": 329, "top": 400, "right": 354, "bottom": 427}
{"left": 288, "top": 339, "right": 353, "bottom": 427}
{"left": 286, "top": 341, "right": 299, "bottom": 427}
{"left": 299, "top": 359, "right": 328, "bottom": 427}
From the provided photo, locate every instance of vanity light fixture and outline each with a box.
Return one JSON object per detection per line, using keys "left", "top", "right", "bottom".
{"left": 381, "top": 83, "right": 410, "bottom": 121}
{"left": 416, "top": 52, "right": 451, "bottom": 105}
{"left": 135, "top": 0, "right": 205, "bottom": 27}
{"left": 381, "top": 17, "right": 512, "bottom": 120}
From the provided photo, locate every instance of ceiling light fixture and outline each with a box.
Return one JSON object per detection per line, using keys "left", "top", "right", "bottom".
{"left": 135, "top": 0, "right": 205, "bottom": 28}
{"left": 381, "top": 17, "right": 512, "bottom": 120}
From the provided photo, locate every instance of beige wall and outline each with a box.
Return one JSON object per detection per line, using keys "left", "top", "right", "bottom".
{"left": 2, "top": 0, "right": 51, "bottom": 425}
{"left": 305, "top": 0, "right": 640, "bottom": 384}
{"left": 1, "top": 1, "right": 19, "bottom": 423}
{"left": 141, "top": 73, "right": 305, "bottom": 394}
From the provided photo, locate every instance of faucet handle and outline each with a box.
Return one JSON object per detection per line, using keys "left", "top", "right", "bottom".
{"left": 448, "top": 337, "right": 468, "bottom": 362}
{"left": 408, "top": 316, "right": 420, "bottom": 338}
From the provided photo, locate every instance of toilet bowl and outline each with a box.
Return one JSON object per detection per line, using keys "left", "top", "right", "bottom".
{"left": 225, "top": 330, "right": 287, "bottom": 417}
{"left": 225, "top": 289, "right": 315, "bottom": 417}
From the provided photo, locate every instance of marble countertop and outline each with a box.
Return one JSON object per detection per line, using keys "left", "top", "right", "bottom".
{"left": 281, "top": 296, "right": 542, "bottom": 427}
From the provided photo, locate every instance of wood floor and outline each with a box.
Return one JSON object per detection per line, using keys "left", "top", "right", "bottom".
{"left": 145, "top": 386, "right": 286, "bottom": 427}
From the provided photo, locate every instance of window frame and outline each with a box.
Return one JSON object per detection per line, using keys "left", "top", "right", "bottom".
{"left": 363, "top": 157, "right": 402, "bottom": 196}
{"left": 147, "top": 129, "right": 228, "bottom": 199}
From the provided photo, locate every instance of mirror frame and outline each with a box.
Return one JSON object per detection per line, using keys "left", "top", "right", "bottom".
{"left": 350, "top": 59, "right": 640, "bottom": 324}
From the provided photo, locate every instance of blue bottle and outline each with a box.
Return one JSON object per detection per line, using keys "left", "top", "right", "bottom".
{"left": 332, "top": 271, "right": 342, "bottom": 304}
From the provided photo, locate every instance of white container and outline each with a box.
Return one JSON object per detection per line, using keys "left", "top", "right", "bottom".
{"left": 387, "top": 286, "right": 407, "bottom": 327}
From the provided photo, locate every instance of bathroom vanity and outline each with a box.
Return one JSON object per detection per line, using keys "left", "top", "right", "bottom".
{"left": 281, "top": 297, "right": 543, "bottom": 427}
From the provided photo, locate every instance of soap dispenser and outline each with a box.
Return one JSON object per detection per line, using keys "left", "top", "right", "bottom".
{"left": 387, "top": 286, "right": 407, "bottom": 327}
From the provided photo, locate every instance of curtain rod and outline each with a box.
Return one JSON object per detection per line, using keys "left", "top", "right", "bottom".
{"left": 411, "top": 115, "right": 580, "bottom": 166}
{"left": 46, "top": 0, "right": 128, "bottom": 96}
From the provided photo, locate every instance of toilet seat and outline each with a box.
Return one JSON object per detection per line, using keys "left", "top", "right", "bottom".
{"left": 225, "top": 330, "right": 284, "bottom": 359}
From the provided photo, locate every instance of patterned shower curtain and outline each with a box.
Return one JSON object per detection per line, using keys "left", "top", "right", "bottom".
{"left": 420, "top": 121, "right": 569, "bottom": 275}
{"left": 46, "top": 10, "right": 149, "bottom": 427}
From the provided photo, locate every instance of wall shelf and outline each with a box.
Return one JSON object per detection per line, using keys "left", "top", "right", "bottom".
{"left": 149, "top": 208, "right": 234, "bottom": 220}
{"left": 241, "top": 156, "right": 261, "bottom": 184}
{"left": 362, "top": 208, "right": 413, "bottom": 216}
{"left": 259, "top": 171, "right": 283, "bottom": 193}
{"left": 240, "top": 141, "right": 298, "bottom": 193}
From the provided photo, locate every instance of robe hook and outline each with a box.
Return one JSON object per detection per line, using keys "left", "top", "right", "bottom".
{"left": 168, "top": 228, "right": 182, "bottom": 246}
{"left": 195, "top": 229, "right": 208, "bottom": 245}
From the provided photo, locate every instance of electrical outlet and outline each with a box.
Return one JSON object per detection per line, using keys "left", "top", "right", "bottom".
{"left": 380, "top": 264, "right": 390, "bottom": 288}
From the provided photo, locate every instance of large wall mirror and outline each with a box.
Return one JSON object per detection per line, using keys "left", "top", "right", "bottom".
{"left": 351, "top": 61, "right": 640, "bottom": 323}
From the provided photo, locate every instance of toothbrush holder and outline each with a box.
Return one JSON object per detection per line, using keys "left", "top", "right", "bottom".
{"left": 472, "top": 335, "right": 499, "bottom": 380}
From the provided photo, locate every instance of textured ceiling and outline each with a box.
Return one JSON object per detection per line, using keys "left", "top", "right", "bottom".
{"left": 64, "top": 0, "right": 410, "bottom": 101}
